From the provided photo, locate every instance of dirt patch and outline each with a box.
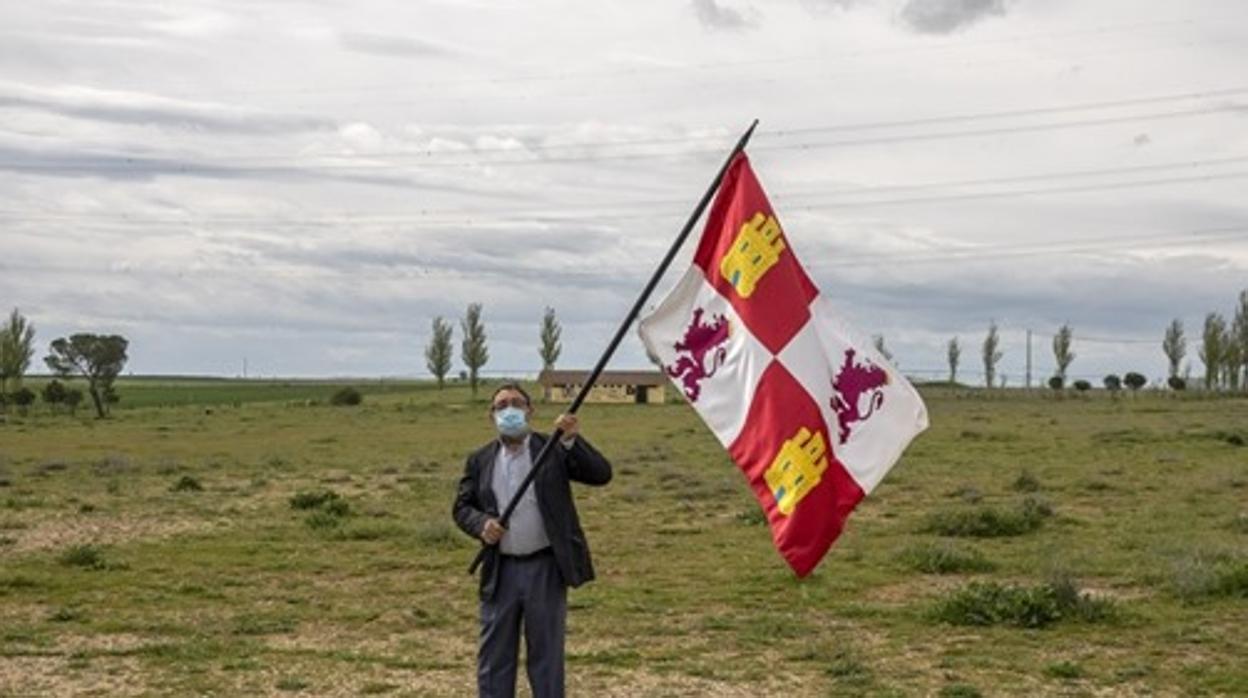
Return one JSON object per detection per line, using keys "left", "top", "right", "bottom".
{"left": 4, "top": 513, "right": 205, "bottom": 555}
{"left": 0, "top": 655, "right": 146, "bottom": 697}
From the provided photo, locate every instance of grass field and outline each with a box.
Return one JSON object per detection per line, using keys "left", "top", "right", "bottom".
{"left": 1, "top": 381, "right": 1246, "bottom": 696}
{"left": 18, "top": 376, "right": 430, "bottom": 411}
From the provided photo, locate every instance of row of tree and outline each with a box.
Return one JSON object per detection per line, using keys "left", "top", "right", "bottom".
{"left": 937, "top": 290, "right": 1248, "bottom": 390}
{"left": 0, "top": 308, "right": 130, "bottom": 418}
{"left": 423, "top": 304, "right": 564, "bottom": 395}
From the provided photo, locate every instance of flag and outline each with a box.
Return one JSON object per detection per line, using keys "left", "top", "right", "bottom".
{"left": 638, "top": 152, "right": 928, "bottom": 576}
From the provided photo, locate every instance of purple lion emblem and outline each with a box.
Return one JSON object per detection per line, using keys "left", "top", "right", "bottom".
{"left": 665, "top": 308, "right": 731, "bottom": 402}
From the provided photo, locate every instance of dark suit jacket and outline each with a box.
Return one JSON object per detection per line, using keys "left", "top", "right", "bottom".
{"left": 453, "top": 432, "right": 612, "bottom": 601}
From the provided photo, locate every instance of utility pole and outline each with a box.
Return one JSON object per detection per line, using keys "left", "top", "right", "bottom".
{"left": 243, "top": 357, "right": 248, "bottom": 379}
{"left": 1025, "top": 329, "right": 1032, "bottom": 390}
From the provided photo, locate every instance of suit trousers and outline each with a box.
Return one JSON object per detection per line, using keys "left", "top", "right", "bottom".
{"left": 477, "top": 549, "right": 566, "bottom": 698}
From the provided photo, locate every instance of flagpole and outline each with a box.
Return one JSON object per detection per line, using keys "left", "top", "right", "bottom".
{"left": 469, "top": 119, "right": 759, "bottom": 575}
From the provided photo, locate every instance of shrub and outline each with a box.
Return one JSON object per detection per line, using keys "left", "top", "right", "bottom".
{"left": 291, "top": 488, "right": 351, "bottom": 530}
{"left": 329, "top": 387, "right": 362, "bottom": 406}
{"left": 416, "top": 521, "right": 464, "bottom": 549}
{"left": 1048, "top": 376, "right": 1064, "bottom": 390}
{"left": 921, "top": 498, "right": 1052, "bottom": 538}
{"left": 1073, "top": 380, "right": 1091, "bottom": 392}
{"left": 1103, "top": 374, "right": 1122, "bottom": 391}
{"left": 898, "top": 542, "right": 994, "bottom": 574}
{"left": 323, "top": 497, "right": 351, "bottom": 517}
{"left": 1168, "top": 375, "right": 1187, "bottom": 391}
{"left": 931, "top": 577, "right": 1115, "bottom": 628}
{"left": 1011, "top": 470, "right": 1041, "bottom": 493}
{"left": 58, "top": 544, "right": 107, "bottom": 570}
{"left": 1045, "top": 661, "right": 1084, "bottom": 679}
{"left": 1123, "top": 372, "right": 1147, "bottom": 391}
{"left": 305, "top": 511, "right": 342, "bottom": 530}
{"left": 170, "top": 476, "right": 203, "bottom": 492}
{"left": 932, "top": 581, "right": 1060, "bottom": 628}
{"left": 289, "top": 490, "right": 342, "bottom": 510}
{"left": 1168, "top": 553, "right": 1248, "bottom": 602}
{"left": 41, "top": 380, "right": 68, "bottom": 406}
{"left": 11, "top": 388, "right": 35, "bottom": 414}
{"left": 64, "top": 389, "right": 83, "bottom": 413}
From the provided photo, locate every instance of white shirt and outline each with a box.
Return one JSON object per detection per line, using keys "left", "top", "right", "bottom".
{"left": 491, "top": 436, "right": 551, "bottom": 556}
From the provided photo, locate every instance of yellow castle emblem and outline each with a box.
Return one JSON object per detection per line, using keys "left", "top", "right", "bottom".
{"left": 719, "top": 212, "right": 786, "bottom": 298}
{"left": 763, "top": 426, "right": 829, "bottom": 516}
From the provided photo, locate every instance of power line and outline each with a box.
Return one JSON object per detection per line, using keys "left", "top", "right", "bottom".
{"left": 5, "top": 168, "right": 1248, "bottom": 232}
{"left": 3, "top": 225, "right": 1244, "bottom": 279}
{"left": 5, "top": 153, "right": 1248, "bottom": 227}
{"left": 2, "top": 87, "right": 1243, "bottom": 171}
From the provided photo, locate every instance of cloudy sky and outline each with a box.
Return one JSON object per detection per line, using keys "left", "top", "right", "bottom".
{"left": 2, "top": 0, "right": 1246, "bottom": 383}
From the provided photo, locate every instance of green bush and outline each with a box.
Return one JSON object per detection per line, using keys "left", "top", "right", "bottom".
{"left": 1073, "top": 380, "right": 1091, "bottom": 392}
{"left": 329, "top": 387, "right": 362, "bottom": 406}
{"left": 170, "top": 476, "right": 203, "bottom": 492}
{"left": 898, "top": 541, "right": 994, "bottom": 574}
{"left": 41, "top": 380, "right": 68, "bottom": 406}
{"left": 11, "top": 388, "right": 35, "bottom": 414}
{"left": 1045, "top": 660, "right": 1084, "bottom": 679}
{"left": 1011, "top": 470, "right": 1041, "bottom": 493}
{"left": 58, "top": 544, "right": 107, "bottom": 570}
{"left": 289, "top": 490, "right": 342, "bottom": 510}
{"left": 292, "top": 488, "right": 351, "bottom": 530}
{"left": 921, "top": 497, "right": 1052, "bottom": 538}
{"left": 931, "top": 577, "right": 1115, "bottom": 628}
{"left": 1169, "top": 553, "right": 1248, "bottom": 602}
{"left": 305, "top": 511, "right": 342, "bottom": 530}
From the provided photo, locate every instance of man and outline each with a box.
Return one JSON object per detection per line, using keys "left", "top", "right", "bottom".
{"left": 452, "top": 383, "right": 612, "bottom": 698}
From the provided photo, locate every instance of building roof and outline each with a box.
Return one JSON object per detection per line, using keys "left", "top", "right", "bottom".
{"left": 538, "top": 369, "right": 666, "bottom": 387}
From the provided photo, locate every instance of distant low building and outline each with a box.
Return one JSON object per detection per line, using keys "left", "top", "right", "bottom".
{"left": 538, "top": 369, "right": 667, "bottom": 404}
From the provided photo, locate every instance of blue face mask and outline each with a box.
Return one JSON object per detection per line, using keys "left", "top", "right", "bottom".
{"left": 494, "top": 406, "right": 529, "bottom": 438}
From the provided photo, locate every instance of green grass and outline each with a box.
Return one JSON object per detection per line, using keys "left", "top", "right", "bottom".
{"left": 0, "top": 382, "right": 1245, "bottom": 694}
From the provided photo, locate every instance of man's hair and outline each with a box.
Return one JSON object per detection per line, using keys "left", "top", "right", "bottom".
{"left": 490, "top": 382, "right": 532, "bottom": 407}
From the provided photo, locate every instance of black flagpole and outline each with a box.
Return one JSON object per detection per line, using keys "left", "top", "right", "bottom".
{"left": 468, "top": 119, "right": 759, "bottom": 575}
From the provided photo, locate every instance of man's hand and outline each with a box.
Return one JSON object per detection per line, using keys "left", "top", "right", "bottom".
{"left": 481, "top": 518, "right": 506, "bottom": 545}
{"left": 554, "top": 413, "right": 579, "bottom": 440}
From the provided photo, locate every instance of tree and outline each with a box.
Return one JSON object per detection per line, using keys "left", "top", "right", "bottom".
{"left": 946, "top": 337, "right": 961, "bottom": 384}
{"left": 424, "top": 317, "right": 453, "bottom": 390}
{"left": 539, "top": 307, "right": 563, "bottom": 401}
{"left": 0, "top": 308, "right": 36, "bottom": 403}
{"left": 539, "top": 307, "right": 562, "bottom": 370}
{"left": 982, "top": 322, "right": 1003, "bottom": 389}
{"left": 64, "top": 388, "right": 84, "bottom": 415}
{"left": 1162, "top": 319, "right": 1186, "bottom": 378}
{"left": 41, "top": 379, "right": 68, "bottom": 412}
{"left": 1103, "top": 374, "right": 1121, "bottom": 391}
{"left": 460, "top": 304, "right": 489, "bottom": 397}
{"left": 12, "top": 387, "right": 35, "bottom": 415}
{"left": 1168, "top": 376, "right": 1187, "bottom": 391}
{"left": 1199, "top": 313, "right": 1226, "bottom": 391}
{"left": 1235, "top": 290, "right": 1248, "bottom": 391}
{"left": 872, "top": 335, "right": 893, "bottom": 362}
{"left": 1123, "top": 372, "right": 1147, "bottom": 392}
{"left": 1073, "top": 379, "right": 1091, "bottom": 392}
{"left": 1052, "top": 324, "right": 1075, "bottom": 382}
{"left": 1224, "top": 323, "right": 1243, "bottom": 391}
{"left": 44, "top": 334, "right": 129, "bottom": 418}
{"left": 1048, "top": 375, "right": 1064, "bottom": 391}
